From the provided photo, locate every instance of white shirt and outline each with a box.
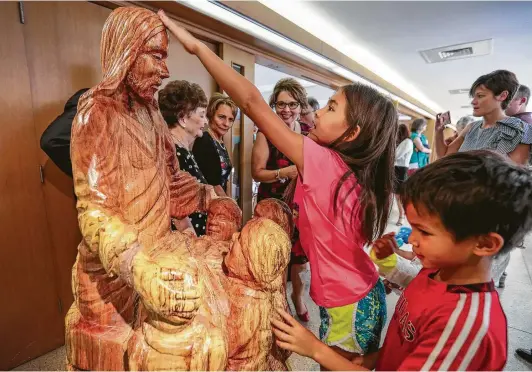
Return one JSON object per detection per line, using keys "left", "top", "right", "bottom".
{"left": 395, "top": 138, "right": 414, "bottom": 167}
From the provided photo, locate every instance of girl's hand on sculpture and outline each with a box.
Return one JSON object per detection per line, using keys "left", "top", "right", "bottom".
{"left": 271, "top": 308, "right": 321, "bottom": 358}
{"left": 158, "top": 10, "right": 202, "bottom": 55}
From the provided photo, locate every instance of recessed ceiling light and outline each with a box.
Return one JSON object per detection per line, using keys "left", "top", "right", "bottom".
{"left": 420, "top": 39, "right": 493, "bottom": 64}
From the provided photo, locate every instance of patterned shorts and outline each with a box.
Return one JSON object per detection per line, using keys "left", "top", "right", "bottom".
{"left": 319, "top": 280, "right": 387, "bottom": 354}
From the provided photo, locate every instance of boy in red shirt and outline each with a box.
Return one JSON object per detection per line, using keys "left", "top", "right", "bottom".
{"left": 272, "top": 150, "right": 532, "bottom": 371}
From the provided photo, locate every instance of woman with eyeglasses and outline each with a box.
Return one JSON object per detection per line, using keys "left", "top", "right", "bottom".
{"left": 251, "top": 77, "right": 311, "bottom": 322}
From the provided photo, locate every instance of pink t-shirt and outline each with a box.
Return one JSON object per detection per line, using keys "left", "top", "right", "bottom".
{"left": 293, "top": 137, "right": 378, "bottom": 308}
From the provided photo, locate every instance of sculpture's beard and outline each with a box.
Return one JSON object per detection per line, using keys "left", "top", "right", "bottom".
{"left": 125, "top": 70, "right": 162, "bottom": 103}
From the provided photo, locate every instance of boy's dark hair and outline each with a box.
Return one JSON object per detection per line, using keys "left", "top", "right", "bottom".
{"left": 158, "top": 80, "right": 208, "bottom": 128}
{"left": 401, "top": 150, "right": 532, "bottom": 254}
{"left": 469, "top": 70, "right": 519, "bottom": 110}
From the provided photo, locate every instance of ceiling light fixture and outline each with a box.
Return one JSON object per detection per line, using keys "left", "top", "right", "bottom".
{"left": 179, "top": 0, "right": 435, "bottom": 119}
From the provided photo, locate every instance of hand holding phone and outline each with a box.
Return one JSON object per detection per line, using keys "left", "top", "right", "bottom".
{"left": 436, "top": 111, "right": 451, "bottom": 131}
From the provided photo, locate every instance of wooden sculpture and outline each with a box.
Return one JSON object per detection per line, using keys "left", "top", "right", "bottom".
{"left": 67, "top": 6, "right": 291, "bottom": 371}
{"left": 224, "top": 218, "right": 291, "bottom": 371}
{"left": 254, "top": 198, "right": 294, "bottom": 237}
{"left": 66, "top": 7, "right": 216, "bottom": 371}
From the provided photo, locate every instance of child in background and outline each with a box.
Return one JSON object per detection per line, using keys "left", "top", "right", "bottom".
{"left": 272, "top": 150, "right": 532, "bottom": 371}
{"left": 158, "top": 11, "right": 397, "bottom": 363}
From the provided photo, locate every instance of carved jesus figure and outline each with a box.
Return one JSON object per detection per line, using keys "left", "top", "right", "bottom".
{"left": 65, "top": 7, "right": 216, "bottom": 371}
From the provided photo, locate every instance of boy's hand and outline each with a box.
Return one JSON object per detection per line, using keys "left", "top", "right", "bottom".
{"left": 271, "top": 308, "right": 321, "bottom": 358}
{"left": 372, "top": 232, "right": 399, "bottom": 259}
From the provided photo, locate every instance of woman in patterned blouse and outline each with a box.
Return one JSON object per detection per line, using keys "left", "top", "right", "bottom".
{"left": 159, "top": 80, "right": 210, "bottom": 236}
{"left": 434, "top": 70, "right": 532, "bottom": 289}
{"left": 193, "top": 93, "right": 237, "bottom": 197}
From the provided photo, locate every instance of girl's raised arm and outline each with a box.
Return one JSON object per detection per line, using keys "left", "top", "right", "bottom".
{"left": 159, "top": 10, "right": 304, "bottom": 171}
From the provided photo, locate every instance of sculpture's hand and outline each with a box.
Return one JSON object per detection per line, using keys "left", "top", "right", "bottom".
{"left": 132, "top": 248, "right": 202, "bottom": 323}
{"left": 158, "top": 10, "right": 202, "bottom": 55}
{"left": 169, "top": 170, "right": 217, "bottom": 219}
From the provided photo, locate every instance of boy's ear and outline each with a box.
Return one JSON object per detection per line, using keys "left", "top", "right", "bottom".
{"left": 473, "top": 233, "right": 504, "bottom": 257}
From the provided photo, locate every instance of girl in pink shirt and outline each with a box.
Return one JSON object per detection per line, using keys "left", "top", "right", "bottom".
{"left": 160, "top": 11, "right": 397, "bottom": 362}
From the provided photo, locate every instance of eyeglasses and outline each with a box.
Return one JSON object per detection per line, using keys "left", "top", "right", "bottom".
{"left": 275, "top": 101, "right": 300, "bottom": 110}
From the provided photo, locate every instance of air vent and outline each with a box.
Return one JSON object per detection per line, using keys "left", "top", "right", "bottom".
{"left": 449, "top": 88, "right": 470, "bottom": 95}
{"left": 420, "top": 39, "right": 493, "bottom": 64}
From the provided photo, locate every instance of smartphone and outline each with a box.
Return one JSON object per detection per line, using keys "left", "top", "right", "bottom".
{"left": 440, "top": 111, "right": 451, "bottom": 125}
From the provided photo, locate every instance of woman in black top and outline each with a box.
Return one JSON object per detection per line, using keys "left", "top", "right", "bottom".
{"left": 193, "top": 93, "right": 238, "bottom": 196}
{"left": 159, "top": 80, "right": 209, "bottom": 236}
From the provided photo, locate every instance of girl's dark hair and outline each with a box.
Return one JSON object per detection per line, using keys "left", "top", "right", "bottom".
{"left": 397, "top": 123, "right": 411, "bottom": 146}
{"left": 410, "top": 118, "right": 427, "bottom": 133}
{"left": 158, "top": 80, "right": 208, "bottom": 128}
{"left": 331, "top": 84, "right": 398, "bottom": 241}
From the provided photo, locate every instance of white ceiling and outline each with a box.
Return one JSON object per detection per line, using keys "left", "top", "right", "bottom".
{"left": 264, "top": 1, "right": 532, "bottom": 122}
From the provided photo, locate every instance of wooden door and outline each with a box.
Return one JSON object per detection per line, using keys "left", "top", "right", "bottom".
{"left": 22, "top": 1, "right": 112, "bottom": 320}
{"left": 220, "top": 44, "right": 255, "bottom": 222}
{"left": 0, "top": 3, "right": 64, "bottom": 369}
{"left": 165, "top": 36, "right": 218, "bottom": 97}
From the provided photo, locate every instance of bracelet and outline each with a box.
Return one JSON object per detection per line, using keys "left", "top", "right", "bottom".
{"left": 276, "top": 169, "right": 287, "bottom": 183}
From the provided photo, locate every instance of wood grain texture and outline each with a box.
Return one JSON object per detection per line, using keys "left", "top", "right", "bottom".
{"left": 67, "top": 7, "right": 290, "bottom": 371}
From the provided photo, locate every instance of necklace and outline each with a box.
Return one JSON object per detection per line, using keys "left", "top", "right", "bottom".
{"left": 172, "top": 134, "right": 202, "bottom": 172}
{"left": 171, "top": 133, "right": 190, "bottom": 150}
{"left": 207, "top": 127, "right": 224, "bottom": 145}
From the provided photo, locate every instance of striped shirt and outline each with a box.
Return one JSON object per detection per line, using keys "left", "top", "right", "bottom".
{"left": 459, "top": 117, "right": 531, "bottom": 155}
{"left": 376, "top": 269, "right": 507, "bottom": 371}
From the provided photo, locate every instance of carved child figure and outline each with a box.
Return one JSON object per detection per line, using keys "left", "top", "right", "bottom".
{"left": 206, "top": 197, "right": 242, "bottom": 243}
{"left": 224, "top": 218, "right": 291, "bottom": 371}
{"left": 128, "top": 237, "right": 228, "bottom": 371}
{"left": 254, "top": 198, "right": 294, "bottom": 237}
{"left": 252, "top": 198, "right": 294, "bottom": 370}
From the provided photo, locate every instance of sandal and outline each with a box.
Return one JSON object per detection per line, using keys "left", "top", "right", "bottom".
{"left": 291, "top": 293, "right": 310, "bottom": 322}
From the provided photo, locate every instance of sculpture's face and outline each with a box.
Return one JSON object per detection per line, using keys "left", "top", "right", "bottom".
{"left": 126, "top": 31, "right": 170, "bottom": 103}
{"left": 206, "top": 199, "right": 241, "bottom": 241}
{"left": 224, "top": 233, "right": 252, "bottom": 281}
{"left": 206, "top": 212, "right": 238, "bottom": 241}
